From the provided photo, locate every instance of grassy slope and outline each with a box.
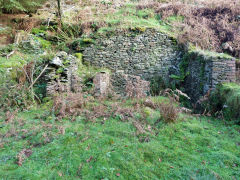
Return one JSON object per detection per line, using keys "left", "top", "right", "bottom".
{"left": 97, "top": 4, "right": 174, "bottom": 35}
{"left": 0, "top": 98, "right": 239, "bottom": 179}
{"left": 0, "top": 1, "right": 239, "bottom": 179}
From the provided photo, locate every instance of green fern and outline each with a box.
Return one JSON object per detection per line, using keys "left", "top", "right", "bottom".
{"left": 0, "top": 0, "right": 47, "bottom": 13}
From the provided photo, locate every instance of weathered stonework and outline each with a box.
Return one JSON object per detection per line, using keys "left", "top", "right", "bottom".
{"left": 82, "top": 29, "right": 236, "bottom": 101}
{"left": 184, "top": 51, "right": 236, "bottom": 101}
{"left": 93, "top": 72, "right": 110, "bottom": 97}
{"left": 46, "top": 51, "right": 81, "bottom": 95}
{"left": 111, "top": 71, "right": 150, "bottom": 97}
{"left": 83, "top": 29, "right": 182, "bottom": 81}
{"left": 17, "top": 32, "right": 43, "bottom": 54}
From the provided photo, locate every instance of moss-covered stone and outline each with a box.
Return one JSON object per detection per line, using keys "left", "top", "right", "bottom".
{"left": 129, "top": 27, "right": 146, "bottom": 33}
{"left": 188, "top": 44, "right": 234, "bottom": 60}
{"left": 71, "top": 38, "right": 95, "bottom": 51}
{"left": 34, "top": 37, "right": 51, "bottom": 49}
{"left": 74, "top": 53, "right": 83, "bottom": 66}
{"left": 31, "top": 28, "right": 47, "bottom": 36}
{"left": 143, "top": 107, "right": 154, "bottom": 118}
{"left": 82, "top": 38, "right": 95, "bottom": 44}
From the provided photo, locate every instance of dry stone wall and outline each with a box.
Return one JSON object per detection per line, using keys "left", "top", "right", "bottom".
{"left": 46, "top": 51, "right": 81, "bottom": 95}
{"left": 82, "top": 29, "right": 236, "bottom": 101}
{"left": 184, "top": 51, "right": 236, "bottom": 101}
{"left": 83, "top": 29, "right": 182, "bottom": 81}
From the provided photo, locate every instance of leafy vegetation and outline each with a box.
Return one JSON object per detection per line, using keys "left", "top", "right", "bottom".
{"left": 0, "top": 52, "right": 52, "bottom": 110}
{"left": 0, "top": 0, "right": 47, "bottom": 13}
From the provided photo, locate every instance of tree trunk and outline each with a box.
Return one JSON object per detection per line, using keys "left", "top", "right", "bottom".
{"left": 57, "top": 0, "right": 62, "bottom": 19}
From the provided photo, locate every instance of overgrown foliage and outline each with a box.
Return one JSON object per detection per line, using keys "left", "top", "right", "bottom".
{"left": 125, "top": 76, "right": 150, "bottom": 99}
{"left": 199, "top": 83, "right": 240, "bottom": 121}
{"left": 0, "top": 2, "right": 239, "bottom": 178}
{"left": 52, "top": 92, "right": 90, "bottom": 120}
{"left": 0, "top": 53, "right": 50, "bottom": 110}
{"left": 137, "top": 0, "right": 240, "bottom": 58}
{"left": 0, "top": 68, "right": 33, "bottom": 110}
{"left": 0, "top": 0, "right": 47, "bottom": 13}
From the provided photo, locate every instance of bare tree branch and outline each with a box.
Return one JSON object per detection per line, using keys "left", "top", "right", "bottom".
{"left": 28, "top": 64, "right": 48, "bottom": 90}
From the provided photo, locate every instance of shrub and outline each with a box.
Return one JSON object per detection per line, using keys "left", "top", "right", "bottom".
{"left": 125, "top": 75, "right": 150, "bottom": 99}
{"left": 53, "top": 23, "right": 83, "bottom": 43}
{"left": 0, "top": 54, "right": 50, "bottom": 110}
{"left": 34, "top": 37, "right": 51, "bottom": 49}
{"left": 52, "top": 92, "right": 90, "bottom": 119}
{"left": 159, "top": 102, "right": 179, "bottom": 123}
{"left": 149, "top": 76, "right": 166, "bottom": 96}
{"left": 70, "top": 37, "right": 95, "bottom": 51}
{"left": 0, "top": 68, "right": 33, "bottom": 110}
{"left": 31, "top": 28, "right": 47, "bottom": 36}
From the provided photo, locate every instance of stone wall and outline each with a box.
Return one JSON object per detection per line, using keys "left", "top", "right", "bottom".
{"left": 46, "top": 52, "right": 82, "bottom": 95}
{"left": 184, "top": 51, "right": 236, "bottom": 101}
{"left": 83, "top": 29, "right": 182, "bottom": 81}
{"left": 82, "top": 29, "right": 236, "bottom": 101}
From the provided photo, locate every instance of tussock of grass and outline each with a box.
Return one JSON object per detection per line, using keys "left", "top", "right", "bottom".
{"left": 0, "top": 97, "right": 239, "bottom": 179}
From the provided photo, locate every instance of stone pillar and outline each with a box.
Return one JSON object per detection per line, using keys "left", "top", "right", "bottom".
{"left": 93, "top": 72, "right": 110, "bottom": 97}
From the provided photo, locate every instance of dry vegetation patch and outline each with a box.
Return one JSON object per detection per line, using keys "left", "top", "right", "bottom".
{"left": 137, "top": 0, "right": 240, "bottom": 58}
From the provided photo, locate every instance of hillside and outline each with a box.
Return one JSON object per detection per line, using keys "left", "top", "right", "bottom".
{"left": 0, "top": 0, "right": 240, "bottom": 179}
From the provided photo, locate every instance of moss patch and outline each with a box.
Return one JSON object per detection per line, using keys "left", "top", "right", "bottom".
{"left": 34, "top": 37, "right": 51, "bottom": 49}
{"left": 189, "top": 45, "right": 234, "bottom": 60}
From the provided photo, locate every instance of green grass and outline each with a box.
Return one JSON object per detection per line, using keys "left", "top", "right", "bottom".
{"left": 0, "top": 97, "right": 239, "bottom": 179}
{"left": 0, "top": 54, "right": 29, "bottom": 68}
{"left": 97, "top": 4, "right": 179, "bottom": 36}
{"left": 188, "top": 45, "right": 235, "bottom": 59}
